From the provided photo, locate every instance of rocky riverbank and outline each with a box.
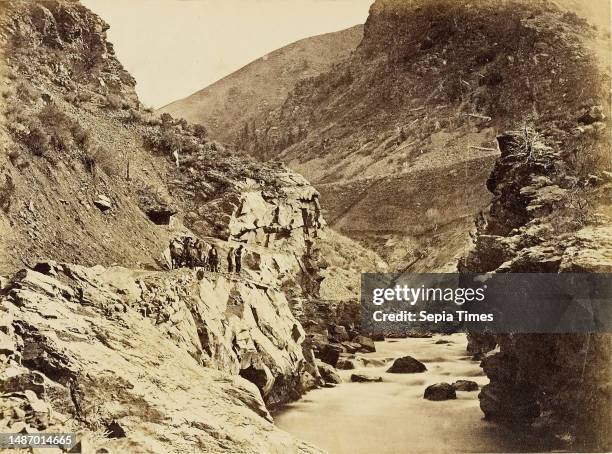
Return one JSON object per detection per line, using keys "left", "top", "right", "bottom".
{"left": 275, "top": 335, "right": 548, "bottom": 454}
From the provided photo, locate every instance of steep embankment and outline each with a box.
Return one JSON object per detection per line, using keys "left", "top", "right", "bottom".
{"left": 221, "top": 0, "right": 610, "bottom": 271}
{"left": 0, "top": 1, "right": 368, "bottom": 452}
{"left": 461, "top": 116, "right": 611, "bottom": 450}
{"left": 160, "top": 25, "right": 364, "bottom": 145}
{"left": 0, "top": 263, "right": 324, "bottom": 453}
{"left": 453, "top": 3, "right": 611, "bottom": 448}
{"left": 0, "top": 0, "right": 333, "bottom": 276}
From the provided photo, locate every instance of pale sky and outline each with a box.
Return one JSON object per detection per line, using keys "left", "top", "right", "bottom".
{"left": 82, "top": 0, "right": 373, "bottom": 108}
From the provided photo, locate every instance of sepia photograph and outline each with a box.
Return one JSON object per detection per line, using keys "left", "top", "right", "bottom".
{"left": 0, "top": 0, "right": 610, "bottom": 452}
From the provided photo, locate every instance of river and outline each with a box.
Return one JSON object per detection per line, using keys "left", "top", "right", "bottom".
{"left": 275, "top": 334, "right": 547, "bottom": 454}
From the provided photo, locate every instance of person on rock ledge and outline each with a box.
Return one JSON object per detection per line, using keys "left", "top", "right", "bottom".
{"left": 227, "top": 247, "right": 234, "bottom": 273}
{"left": 182, "top": 237, "right": 195, "bottom": 268}
{"left": 208, "top": 245, "right": 219, "bottom": 272}
{"left": 235, "top": 245, "right": 244, "bottom": 273}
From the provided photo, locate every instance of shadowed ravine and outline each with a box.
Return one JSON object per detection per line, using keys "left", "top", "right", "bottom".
{"left": 274, "top": 335, "right": 546, "bottom": 454}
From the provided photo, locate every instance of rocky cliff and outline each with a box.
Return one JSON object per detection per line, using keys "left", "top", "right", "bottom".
{"left": 217, "top": 0, "right": 610, "bottom": 272}
{"left": 454, "top": 2, "right": 611, "bottom": 447}
{"left": 0, "top": 263, "right": 324, "bottom": 453}
{"left": 0, "top": 1, "right": 370, "bottom": 452}
{"left": 461, "top": 127, "right": 611, "bottom": 449}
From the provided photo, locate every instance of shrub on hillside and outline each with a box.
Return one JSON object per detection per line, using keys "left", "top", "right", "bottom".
{"left": 19, "top": 103, "right": 92, "bottom": 158}
{"left": 105, "top": 93, "right": 124, "bottom": 109}
{"left": 0, "top": 174, "right": 16, "bottom": 213}
{"left": 193, "top": 124, "right": 208, "bottom": 139}
{"left": 82, "top": 143, "right": 117, "bottom": 176}
{"left": 23, "top": 121, "right": 50, "bottom": 156}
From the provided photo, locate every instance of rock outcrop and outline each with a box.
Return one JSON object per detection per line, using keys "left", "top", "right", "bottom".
{"left": 461, "top": 126, "right": 611, "bottom": 451}
{"left": 386, "top": 356, "right": 427, "bottom": 374}
{"left": 193, "top": 0, "right": 611, "bottom": 272}
{"left": 0, "top": 263, "right": 324, "bottom": 453}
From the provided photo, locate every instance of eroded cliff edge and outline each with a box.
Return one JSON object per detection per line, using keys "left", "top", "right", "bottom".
{"left": 461, "top": 127, "right": 611, "bottom": 450}
{"left": 0, "top": 1, "right": 361, "bottom": 452}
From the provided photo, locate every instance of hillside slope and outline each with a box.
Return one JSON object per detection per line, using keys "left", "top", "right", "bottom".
{"left": 0, "top": 2, "right": 379, "bottom": 452}
{"left": 160, "top": 25, "right": 364, "bottom": 145}
{"left": 226, "top": 0, "right": 610, "bottom": 271}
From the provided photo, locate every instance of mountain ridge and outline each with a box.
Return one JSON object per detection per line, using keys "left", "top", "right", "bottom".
{"left": 160, "top": 24, "right": 364, "bottom": 144}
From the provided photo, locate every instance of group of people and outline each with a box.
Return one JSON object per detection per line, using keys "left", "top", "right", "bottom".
{"left": 227, "top": 245, "right": 244, "bottom": 274}
{"left": 170, "top": 237, "right": 219, "bottom": 271}
{"left": 169, "top": 237, "right": 244, "bottom": 274}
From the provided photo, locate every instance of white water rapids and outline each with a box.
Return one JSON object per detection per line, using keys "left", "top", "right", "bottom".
{"left": 275, "top": 334, "right": 546, "bottom": 454}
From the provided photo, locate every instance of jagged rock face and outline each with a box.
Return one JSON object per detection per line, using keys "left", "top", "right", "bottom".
{"left": 132, "top": 267, "right": 310, "bottom": 407}
{"left": 0, "top": 263, "right": 324, "bottom": 453}
{"left": 228, "top": 173, "right": 324, "bottom": 253}
{"left": 461, "top": 128, "right": 611, "bottom": 451}
{"left": 0, "top": 2, "right": 339, "bottom": 452}
{"left": 1, "top": 0, "right": 136, "bottom": 101}
{"left": 226, "top": 0, "right": 607, "bottom": 271}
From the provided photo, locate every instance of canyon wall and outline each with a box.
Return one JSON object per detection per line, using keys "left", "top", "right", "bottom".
{"left": 0, "top": 1, "right": 355, "bottom": 452}
{"left": 224, "top": 0, "right": 608, "bottom": 271}
{"left": 462, "top": 127, "right": 611, "bottom": 451}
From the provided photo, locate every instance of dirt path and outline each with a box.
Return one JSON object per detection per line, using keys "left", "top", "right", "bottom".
{"left": 275, "top": 334, "right": 547, "bottom": 454}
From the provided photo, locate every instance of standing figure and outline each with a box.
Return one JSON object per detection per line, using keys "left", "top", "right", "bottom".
{"left": 187, "top": 239, "right": 199, "bottom": 268}
{"left": 169, "top": 239, "right": 181, "bottom": 269}
{"left": 196, "top": 240, "right": 208, "bottom": 269}
{"left": 235, "top": 245, "right": 244, "bottom": 274}
{"left": 227, "top": 247, "right": 234, "bottom": 273}
{"left": 208, "top": 246, "right": 219, "bottom": 272}
{"left": 182, "top": 237, "right": 192, "bottom": 268}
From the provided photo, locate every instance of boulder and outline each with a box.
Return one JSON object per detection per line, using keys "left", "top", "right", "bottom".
{"left": 354, "top": 335, "right": 376, "bottom": 353}
{"left": 350, "top": 374, "right": 382, "bottom": 383}
{"left": 424, "top": 383, "right": 457, "bottom": 401}
{"left": 387, "top": 356, "right": 427, "bottom": 373}
{"left": 452, "top": 380, "right": 479, "bottom": 391}
{"left": 317, "top": 343, "right": 344, "bottom": 367}
{"left": 299, "top": 372, "right": 318, "bottom": 392}
{"left": 336, "top": 358, "right": 360, "bottom": 370}
{"left": 93, "top": 194, "right": 112, "bottom": 211}
{"left": 329, "top": 324, "right": 349, "bottom": 342}
{"left": 316, "top": 361, "right": 342, "bottom": 385}
{"left": 306, "top": 332, "right": 329, "bottom": 351}
{"left": 434, "top": 339, "right": 452, "bottom": 345}
{"left": 340, "top": 342, "right": 362, "bottom": 353}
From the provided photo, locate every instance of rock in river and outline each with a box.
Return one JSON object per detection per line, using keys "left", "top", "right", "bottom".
{"left": 424, "top": 383, "right": 457, "bottom": 401}
{"left": 354, "top": 335, "right": 376, "bottom": 353}
{"left": 316, "top": 360, "right": 342, "bottom": 384}
{"left": 452, "top": 380, "right": 479, "bottom": 391}
{"left": 387, "top": 356, "right": 427, "bottom": 373}
{"left": 350, "top": 374, "right": 383, "bottom": 383}
{"left": 336, "top": 358, "right": 360, "bottom": 370}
